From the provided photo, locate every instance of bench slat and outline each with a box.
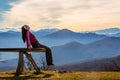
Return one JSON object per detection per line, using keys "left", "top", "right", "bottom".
{"left": 0, "top": 48, "right": 45, "bottom": 52}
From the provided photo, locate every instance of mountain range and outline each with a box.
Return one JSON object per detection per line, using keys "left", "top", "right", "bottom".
{"left": 56, "top": 55, "right": 120, "bottom": 71}
{"left": 0, "top": 28, "right": 107, "bottom": 47}
{"left": 86, "top": 28, "right": 120, "bottom": 36}
{"left": 40, "top": 29, "right": 107, "bottom": 46}
{"left": 34, "top": 28, "right": 59, "bottom": 37}
{"left": 51, "top": 37, "right": 120, "bottom": 65}
{"left": 0, "top": 28, "right": 120, "bottom": 71}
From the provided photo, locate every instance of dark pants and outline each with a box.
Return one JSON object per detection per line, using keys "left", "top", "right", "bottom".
{"left": 31, "top": 41, "right": 53, "bottom": 66}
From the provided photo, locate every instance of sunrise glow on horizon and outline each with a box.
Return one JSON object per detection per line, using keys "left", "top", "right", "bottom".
{"left": 0, "top": 0, "right": 120, "bottom": 32}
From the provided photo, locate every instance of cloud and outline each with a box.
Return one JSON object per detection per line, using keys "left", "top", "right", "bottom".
{"left": 0, "top": 0, "right": 120, "bottom": 31}
{"left": 1, "top": 0, "right": 65, "bottom": 29}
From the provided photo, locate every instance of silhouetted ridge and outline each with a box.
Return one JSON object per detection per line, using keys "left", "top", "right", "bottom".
{"left": 88, "top": 37, "right": 120, "bottom": 45}
{"left": 63, "top": 41, "right": 83, "bottom": 47}
{"left": 56, "top": 55, "right": 120, "bottom": 71}
{"left": 42, "top": 29, "right": 75, "bottom": 38}
{"left": 58, "top": 29, "right": 74, "bottom": 33}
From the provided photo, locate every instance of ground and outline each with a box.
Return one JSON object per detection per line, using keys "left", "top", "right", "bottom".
{"left": 0, "top": 70, "right": 120, "bottom": 80}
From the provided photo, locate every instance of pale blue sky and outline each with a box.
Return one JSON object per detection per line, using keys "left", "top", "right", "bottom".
{"left": 0, "top": 0, "right": 11, "bottom": 21}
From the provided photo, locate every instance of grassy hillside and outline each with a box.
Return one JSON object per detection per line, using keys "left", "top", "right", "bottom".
{"left": 0, "top": 70, "right": 120, "bottom": 80}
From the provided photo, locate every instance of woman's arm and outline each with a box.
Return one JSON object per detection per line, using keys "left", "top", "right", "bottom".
{"left": 26, "top": 31, "right": 31, "bottom": 49}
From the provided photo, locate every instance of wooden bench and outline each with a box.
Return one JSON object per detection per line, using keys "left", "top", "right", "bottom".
{"left": 0, "top": 48, "right": 46, "bottom": 75}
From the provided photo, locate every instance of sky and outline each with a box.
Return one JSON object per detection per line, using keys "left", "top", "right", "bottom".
{"left": 0, "top": 0, "right": 120, "bottom": 32}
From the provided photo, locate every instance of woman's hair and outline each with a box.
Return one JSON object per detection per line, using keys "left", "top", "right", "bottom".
{"left": 21, "top": 25, "right": 27, "bottom": 43}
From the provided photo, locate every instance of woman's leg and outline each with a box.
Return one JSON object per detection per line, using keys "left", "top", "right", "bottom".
{"left": 32, "top": 42, "right": 53, "bottom": 66}
{"left": 39, "top": 44, "right": 53, "bottom": 66}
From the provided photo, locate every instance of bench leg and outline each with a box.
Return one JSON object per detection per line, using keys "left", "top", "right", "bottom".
{"left": 16, "top": 51, "right": 24, "bottom": 75}
{"left": 24, "top": 52, "right": 40, "bottom": 73}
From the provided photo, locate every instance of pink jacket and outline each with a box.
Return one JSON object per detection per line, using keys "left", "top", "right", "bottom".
{"left": 26, "top": 31, "right": 37, "bottom": 48}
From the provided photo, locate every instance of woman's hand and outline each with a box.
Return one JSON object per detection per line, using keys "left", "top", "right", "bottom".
{"left": 28, "top": 46, "right": 31, "bottom": 50}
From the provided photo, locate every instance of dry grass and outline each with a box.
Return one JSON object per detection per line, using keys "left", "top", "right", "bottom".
{"left": 0, "top": 70, "right": 120, "bottom": 80}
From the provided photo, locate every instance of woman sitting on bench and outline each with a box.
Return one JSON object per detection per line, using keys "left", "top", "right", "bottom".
{"left": 21, "top": 25, "right": 54, "bottom": 66}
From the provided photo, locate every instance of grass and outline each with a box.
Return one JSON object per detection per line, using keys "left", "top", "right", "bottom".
{"left": 0, "top": 70, "right": 120, "bottom": 80}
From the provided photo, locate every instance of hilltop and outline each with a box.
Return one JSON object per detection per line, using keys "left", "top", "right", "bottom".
{"left": 0, "top": 70, "right": 120, "bottom": 80}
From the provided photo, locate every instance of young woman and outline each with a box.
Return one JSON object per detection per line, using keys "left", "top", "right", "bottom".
{"left": 21, "top": 25, "right": 54, "bottom": 66}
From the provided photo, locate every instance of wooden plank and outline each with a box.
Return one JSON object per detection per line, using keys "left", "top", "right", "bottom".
{"left": 24, "top": 52, "right": 40, "bottom": 73}
{"left": 0, "top": 48, "right": 45, "bottom": 52}
{"left": 16, "top": 51, "right": 24, "bottom": 75}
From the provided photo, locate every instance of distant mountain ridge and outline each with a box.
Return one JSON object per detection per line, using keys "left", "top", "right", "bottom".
{"left": 34, "top": 28, "right": 59, "bottom": 37}
{"left": 0, "top": 28, "right": 59, "bottom": 40}
{"left": 1, "top": 27, "right": 120, "bottom": 37}
{"left": 0, "top": 28, "right": 106, "bottom": 47}
{"left": 1, "top": 27, "right": 120, "bottom": 34}
{"left": 86, "top": 28, "right": 120, "bottom": 36}
{"left": 42, "top": 29, "right": 75, "bottom": 38}
{"left": 51, "top": 37, "right": 120, "bottom": 65}
{"left": 40, "top": 29, "right": 107, "bottom": 46}
{"left": 56, "top": 55, "right": 120, "bottom": 71}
